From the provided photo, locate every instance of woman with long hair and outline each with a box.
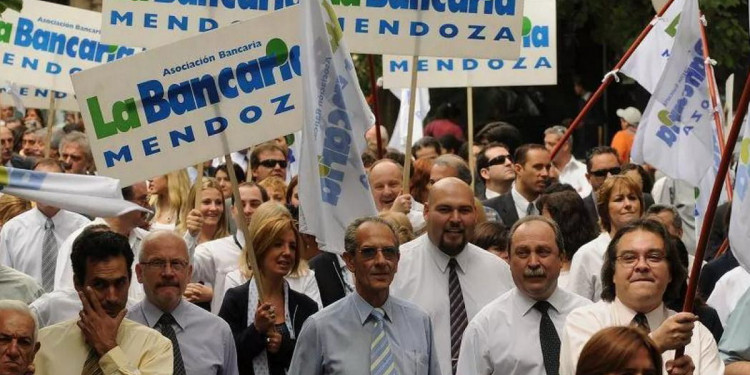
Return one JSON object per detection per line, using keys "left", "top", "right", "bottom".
{"left": 178, "top": 177, "right": 228, "bottom": 244}
{"left": 219, "top": 201, "right": 319, "bottom": 375}
{"left": 576, "top": 326, "right": 662, "bottom": 375}
{"left": 147, "top": 170, "right": 190, "bottom": 231}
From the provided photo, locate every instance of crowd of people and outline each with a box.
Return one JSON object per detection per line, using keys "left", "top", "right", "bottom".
{"left": 1, "top": 104, "right": 749, "bottom": 375}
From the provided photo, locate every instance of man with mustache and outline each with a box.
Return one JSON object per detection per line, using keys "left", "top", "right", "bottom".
{"left": 391, "top": 178, "right": 513, "bottom": 375}
{"left": 560, "top": 219, "right": 722, "bottom": 375}
{"left": 34, "top": 229, "right": 173, "bottom": 374}
{"left": 129, "top": 231, "right": 238, "bottom": 375}
{"left": 456, "top": 216, "right": 590, "bottom": 375}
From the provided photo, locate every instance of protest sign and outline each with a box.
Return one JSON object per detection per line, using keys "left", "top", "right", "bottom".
{"left": 0, "top": 0, "right": 140, "bottom": 94}
{"left": 382, "top": 0, "right": 554, "bottom": 88}
{"left": 0, "top": 83, "right": 79, "bottom": 111}
{"left": 72, "top": 7, "right": 304, "bottom": 186}
{"left": 100, "top": 0, "right": 524, "bottom": 58}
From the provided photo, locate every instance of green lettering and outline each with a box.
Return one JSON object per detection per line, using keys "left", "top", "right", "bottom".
{"left": 0, "top": 21, "right": 12, "bottom": 44}
{"left": 87, "top": 96, "right": 142, "bottom": 140}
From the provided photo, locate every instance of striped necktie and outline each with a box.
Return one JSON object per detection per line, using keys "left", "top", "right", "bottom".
{"left": 81, "top": 348, "right": 103, "bottom": 375}
{"left": 41, "top": 218, "right": 57, "bottom": 292}
{"left": 158, "top": 313, "right": 186, "bottom": 375}
{"left": 370, "top": 308, "right": 398, "bottom": 375}
{"left": 448, "top": 258, "right": 468, "bottom": 375}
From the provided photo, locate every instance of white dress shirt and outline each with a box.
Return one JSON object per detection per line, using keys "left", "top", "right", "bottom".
{"left": 566, "top": 232, "right": 610, "bottom": 301}
{"left": 706, "top": 266, "right": 750, "bottom": 327}
{"left": 391, "top": 235, "right": 514, "bottom": 375}
{"left": 560, "top": 298, "right": 724, "bottom": 375}
{"left": 0, "top": 208, "right": 90, "bottom": 284}
{"left": 557, "top": 158, "right": 592, "bottom": 198}
{"left": 222, "top": 267, "right": 323, "bottom": 309}
{"left": 54, "top": 218, "right": 149, "bottom": 301}
{"left": 457, "top": 287, "right": 591, "bottom": 375}
{"left": 192, "top": 233, "right": 244, "bottom": 313}
{"left": 484, "top": 188, "right": 501, "bottom": 200}
{"left": 511, "top": 183, "right": 538, "bottom": 220}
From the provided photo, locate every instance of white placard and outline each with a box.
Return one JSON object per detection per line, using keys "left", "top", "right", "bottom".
{"left": 382, "top": 0, "right": 554, "bottom": 88}
{"left": 0, "top": 0, "right": 140, "bottom": 93}
{"left": 100, "top": 0, "right": 524, "bottom": 59}
{"left": 72, "top": 7, "right": 303, "bottom": 186}
{"left": 0, "top": 84, "right": 79, "bottom": 111}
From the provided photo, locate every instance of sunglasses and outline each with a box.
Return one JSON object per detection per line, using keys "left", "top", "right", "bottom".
{"left": 590, "top": 167, "right": 621, "bottom": 177}
{"left": 358, "top": 246, "right": 400, "bottom": 260}
{"left": 259, "top": 159, "right": 288, "bottom": 168}
{"left": 487, "top": 154, "right": 512, "bottom": 167}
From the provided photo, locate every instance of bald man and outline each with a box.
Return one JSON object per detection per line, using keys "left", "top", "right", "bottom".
{"left": 391, "top": 177, "right": 514, "bottom": 375}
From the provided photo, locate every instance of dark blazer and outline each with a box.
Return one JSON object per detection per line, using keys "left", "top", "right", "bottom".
{"left": 308, "top": 251, "right": 347, "bottom": 307}
{"left": 219, "top": 281, "right": 318, "bottom": 375}
{"left": 698, "top": 249, "right": 739, "bottom": 299}
{"left": 582, "top": 192, "right": 599, "bottom": 225}
{"left": 8, "top": 154, "right": 34, "bottom": 170}
{"left": 483, "top": 193, "right": 519, "bottom": 227}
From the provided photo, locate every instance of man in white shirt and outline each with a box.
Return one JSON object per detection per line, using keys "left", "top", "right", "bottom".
{"left": 476, "top": 143, "right": 515, "bottom": 200}
{"left": 391, "top": 177, "right": 514, "bottom": 375}
{"left": 560, "top": 219, "right": 722, "bottom": 375}
{"left": 544, "top": 126, "right": 592, "bottom": 198}
{"left": 0, "top": 159, "right": 90, "bottom": 291}
{"left": 457, "top": 215, "right": 590, "bottom": 375}
{"left": 367, "top": 158, "right": 425, "bottom": 232}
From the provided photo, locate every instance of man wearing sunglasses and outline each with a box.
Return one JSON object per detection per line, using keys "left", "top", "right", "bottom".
{"left": 582, "top": 146, "right": 622, "bottom": 222}
{"left": 476, "top": 142, "right": 515, "bottom": 200}
{"left": 250, "top": 143, "right": 287, "bottom": 183}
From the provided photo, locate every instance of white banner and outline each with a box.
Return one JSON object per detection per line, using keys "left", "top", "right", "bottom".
{"left": 100, "top": 0, "right": 525, "bottom": 59}
{"left": 72, "top": 7, "right": 304, "bottom": 186}
{"left": 388, "top": 88, "right": 428, "bottom": 151}
{"left": 0, "top": 83, "right": 79, "bottom": 112}
{"left": 0, "top": 0, "right": 140, "bottom": 94}
{"left": 382, "top": 0, "right": 554, "bottom": 88}
{"left": 730, "top": 117, "right": 750, "bottom": 272}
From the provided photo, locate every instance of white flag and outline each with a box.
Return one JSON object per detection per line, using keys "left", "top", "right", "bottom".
{"left": 388, "top": 88, "right": 430, "bottom": 152}
{"left": 0, "top": 167, "right": 148, "bottom": 218}
{"left": 730, "top": 116, "right": 750, "bottom": 272}
{"left": 297, "top": 0, "right": 377, "bottom": 253}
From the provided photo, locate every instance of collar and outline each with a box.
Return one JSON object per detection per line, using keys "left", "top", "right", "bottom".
{"left": 424, "top": 235, "right": 468, "bottom": 274}
{"left": 141, "top": 298, "right": 187, "bottom": 331}
{"left": 518, "top": 286, "right": 566, "bottom": 316}
{"left": 484, "top": 188, "right": 501, "bottom": 200}
{"left": 511, "top": 183, "right": 535, "bottom": 209}
{"left": 32, "top": 207, "right": 61, "bottom": 226}
{"left": 352, "top": 292, "right": 394, "bottom": 326}
{"left": 613, "top": 297, "right": 667, "bottom": 328}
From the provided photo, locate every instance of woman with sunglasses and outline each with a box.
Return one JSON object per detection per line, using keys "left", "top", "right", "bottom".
{"left": 568, "top": 175, "right": 644, "bottom": 301}
{"left": 219, "top": 201, "right": 318, "bottom": 375}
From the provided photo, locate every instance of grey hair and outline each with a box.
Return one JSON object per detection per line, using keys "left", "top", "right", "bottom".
{"left": 646, "top": 204, "right": 683, "bottom": 231}
{"left": 433, "top": 154, "right": 472, "bottom": 185}
{"left": 139, "top": 230, "right": 190, "bottom": 264}
{"left": 544, "top": 125, "right": 572, "bottom": 145}
{"left": 0, "top": 299, "right": 39, "bottom": 342}
{"left": 507, "top": 215, "right": 565, "bottom": 256}
{"left": 344, "top": 217, "right": 400, "bottom": 254}
{"left": 59, "top": 131, "right": 93, "bottom": 161}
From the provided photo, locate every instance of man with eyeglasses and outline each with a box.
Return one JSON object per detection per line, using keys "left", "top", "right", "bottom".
{"left": 289, "top": 217, "right": 440, "bottom": 374}
{"left": 560, "top": 219, "right": 723, "bottom": 375}
{"left": 582, "top": 146, "right": 622, "bottom": 222}
{"left": 544, "top": 126, "right": 591, "bottom": 198}
{"left": 129, "top": 231, "right": 238, "bottom": 375}
{"left": 250, "top": 143, "right": 287, "bottom": 182}
{"left": 476, "top": 142, "right": 515, "bottom": 200}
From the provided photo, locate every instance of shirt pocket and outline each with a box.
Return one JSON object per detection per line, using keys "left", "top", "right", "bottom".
{"left": 403, "top": 350, "right": 429, "bottom": 375}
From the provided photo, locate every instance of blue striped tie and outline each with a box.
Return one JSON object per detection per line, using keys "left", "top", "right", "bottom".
{"left": 370, "top": 308, "right": 398, "bottom": 375}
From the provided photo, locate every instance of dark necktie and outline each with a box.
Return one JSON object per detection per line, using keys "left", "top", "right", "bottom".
{"left": 41, "top": 218, "right": 57, "bottom": 292}
{"left": 81, "top": 348, "right": 103, "bottom": 375}
{"left": 448, "top": 258, "right": 468, "bottom": 375}
{"left": 157, "top": 313, "right": 186, "bottom": 375}
{"left": 534, "top": 301, "right": 560, "bottom": 375}
{"left": 631, "top": 312, "right": 651, "bottom": 333}
{"left": 526, "top": 202, "right": 536, "bottom": 216}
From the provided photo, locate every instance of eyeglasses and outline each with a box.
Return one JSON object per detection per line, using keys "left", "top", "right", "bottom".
{"left": 258, "top": 159, "right": 287, "bottom": 168}
{"left": 615, "top": 251, "right": 666, "bottom": 267}
{"left": 357, "top": 246, "right": 399, "bottom": 260}
{"left": 487, "top": 154, "right": 511, "bottom": 167}
{"left": 141, "top": 259, "right": 189, "bottom": 272}
{"left": 590, "top": 167, "right": 622, "bottom": 177}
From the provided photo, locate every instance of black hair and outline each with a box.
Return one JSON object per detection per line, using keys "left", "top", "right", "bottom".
{"left": 71, "top": 229, "right": 134, "bottom": 286}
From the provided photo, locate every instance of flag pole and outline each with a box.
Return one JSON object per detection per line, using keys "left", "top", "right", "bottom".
{"left": 194, "top": 162, "right": 204, "bottom": 208}
{"left": 699, "top": 16, "right": 733, "bottom": 199}
{"left": 549, "top": 0, "right": 677, "bottom": 160}
{"left": 675, "top": 67, "right": 750, "bottom": 359}
{"left": 467, "top": 86, "right": 475, "bottom": 191}
{"left": 367, "top": 54, "right": 384, "bottom": 159}
{"left": 402, "top": 55, "right": 419, "bottom": 190}
{"left": 224, "top": 153, "right": 265, "bottom": 300}
{"left": 44, "top": 92, "right": 57, "bottom": 158}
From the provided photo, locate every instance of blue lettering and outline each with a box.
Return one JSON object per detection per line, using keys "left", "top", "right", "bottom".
{"left": 437, "top": 59, "right": 453, "bottom": 71}
{"left": 535, "top": 56, "right": 552, "bottom": 69}
{"left": 468, "top": 25, "right": 485, "bottom": 40}
{"left": 142, "top": 136, "right": 160, "bottom": 156}
{"left": 439, "top": 24, "right": 458, "bottom": 38}
{"left": 513, "top": 57, "right": 527, "bottom": 69}
{"left": 656, "top": 125, "right": 677, "bottom": 147}
{"left": 169, "top": 126, "right": 195, "bottom": 147}
{"left": 104, "top": 145, "right": 133, "bottom": 167}
{"left": 168, "top": 15, "right": 189, "bottom": 31}
{"left": 410, "top": 22, "right": 428, "bottom": 36}
{"left": 205, "top": 116, "right": 228, "bottom": 136}
{"left": 378, "top": 19, "right": 399, "bottom": 35}
{"left": 463, "top": 59, "right": 477, "bottom": 70}
{"left": 110, "top": 11, "right": 133, "bottom": 26}
{"left": 355, "top": 18, "right": 369, "bottom": 33}
{"left": 389, "top": 59, "right": 408, "bottom": 72}
{"left": 239, "top": 105, "right": 262, "bottom": 123}
{"left": 488, "top": 59, "right": 503, "bottom": 70}
{"left": 417, "top": 59, "right": 428, "bottom": 71}
{"left": 199, "top": 18, "right": 219, "bottom": 32}
{"left": 494, "top": 27, "right": 514, "bottom": 41}
{"left": 144, "top": 13, "right": 158, "bottom": 28}
{"left": 271, "top": 93, "right": 295, "bottom": 114}
{"left": 138, "top": 80, "right": 170, "bottom": 124}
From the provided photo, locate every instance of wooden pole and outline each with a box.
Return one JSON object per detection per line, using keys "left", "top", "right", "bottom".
{"left": 549, "top": 0, "right": 677, "bottom": 161}
{"left": 44, "top": 92, "right": 56, "bottom": 158}
{"left": 224, "top": 153, "right": 265, "bottom": 300}
{"left": 467, "top": 87, "right": 475, "bottom": 191}
{"left": 401, "top": 55, "right": 419, "bottom": 190}
{"left": 675, "top": 67, "right": 750, "bottom": 359}
{"left": 367, "top": 55, "right": 383, "bottom": 159}
{"left": 194, "top": 163, "right": 204, "bottom": 208}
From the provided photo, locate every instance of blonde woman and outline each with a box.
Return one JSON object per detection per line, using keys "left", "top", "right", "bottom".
{"left": 147, "top": 170, "right": 190, "bottom": 231}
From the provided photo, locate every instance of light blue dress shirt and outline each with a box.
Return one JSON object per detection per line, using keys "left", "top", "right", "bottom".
{"left": 288, "top": 292, "right": 441, "bottom": 375}
{"left": 719, "top": 287, "right": 750, "bottom": 364}
{"left": 128, "top": 299, "right": 239, "bottom": 375}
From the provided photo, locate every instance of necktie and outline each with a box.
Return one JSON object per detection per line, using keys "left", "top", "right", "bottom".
{"left": 526, "top": 202, "right": 536, "bottom": 216}
{"left": 41, "top": 218, "right": 57, "bottom": 292}
{"left": 534, "top": 301, "right": 560, "bottom": 375}
{"left": 158, "top": 313, "right": 186, "bottom": 375}
{"left": 631, "top": 312, "right": 651, "bottom": 333}
{"left": 81, "top": 348, "right": 103, "bottom": 375}
{"left": 370, "top": 308, "right": 398, "bottom": 375}
{"left": 448, "top": 258, "right": 468, "bottom": 375}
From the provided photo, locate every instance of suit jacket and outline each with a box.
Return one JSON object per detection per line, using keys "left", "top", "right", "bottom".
{"left": 8, "top": 154, "right": 34, "bottom": 169}
{"left": 219, "top": 281, "right": 318, "bottom": 375}
{"left": 582, "top": 192, "right": 599, "bottom": 225}
{"left": 483, "top": 193, "right": 519, "bottom": 227}
{"left": 308, "top": 251, "right": 347, "bottom": 307}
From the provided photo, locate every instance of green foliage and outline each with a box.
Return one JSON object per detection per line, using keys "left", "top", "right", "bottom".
{"left": 0, "top": 0, "right": 22, "bottom": 15}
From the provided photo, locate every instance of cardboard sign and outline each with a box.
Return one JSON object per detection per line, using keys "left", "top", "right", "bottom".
{"left": 72, "top": 7, "right": 303, "bottom": 186}
{"left": 100, "top": 0, "right": 524, "bottom": 59}
{"left": 0, "top": 83, "right": 79, "bottom": 111}
{"left": 382, "top": 0, "right": 555, "bottom": 88}
{"left": 0, "top": 0, "right": 140, "bottom": 93}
